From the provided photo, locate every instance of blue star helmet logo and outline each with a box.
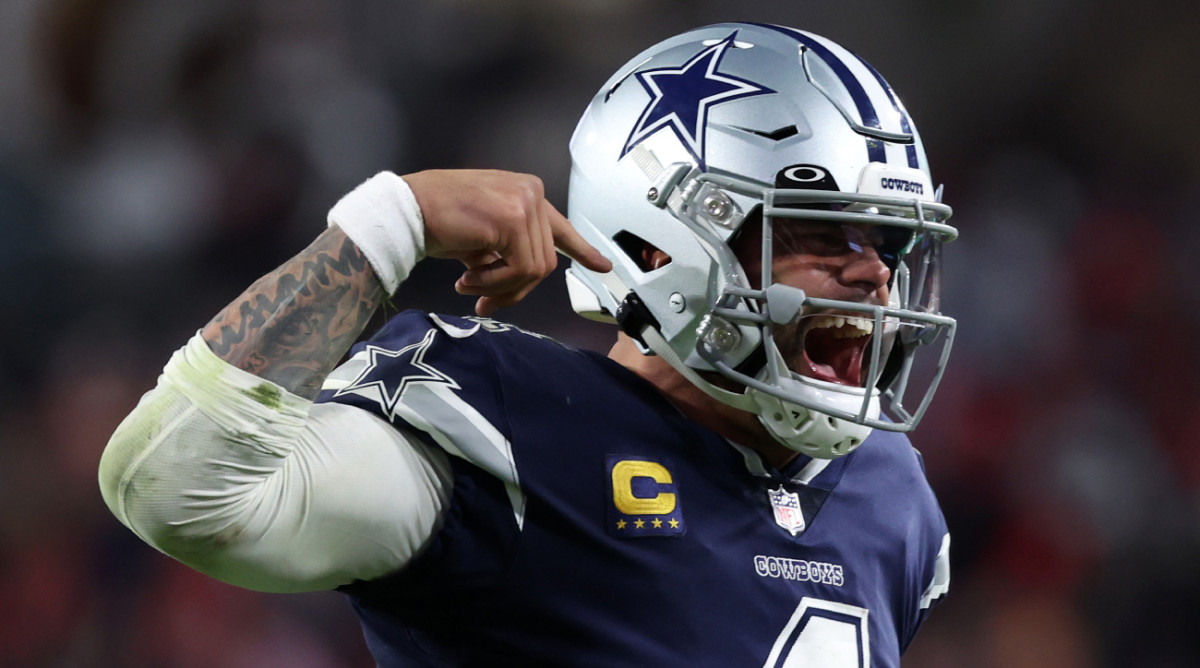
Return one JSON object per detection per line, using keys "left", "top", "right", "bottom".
{"left": 620, "top": 32, "right": 774, "bottom": 170}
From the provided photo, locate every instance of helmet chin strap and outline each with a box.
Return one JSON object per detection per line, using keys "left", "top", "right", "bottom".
{"left": 752, "top": 390, "right": 875, "bottom": 458}
{"left": 595, "top": 268, "right": 757, "bottom": 413}
{"left": 640, "top": 325, "right": 758, "bottom": 413}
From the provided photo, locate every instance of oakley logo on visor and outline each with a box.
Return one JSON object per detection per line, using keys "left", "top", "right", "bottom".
{"left": 775, "top": 164, "right": 839, "bottom": 191}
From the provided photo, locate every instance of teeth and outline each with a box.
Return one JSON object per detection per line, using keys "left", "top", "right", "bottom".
{"left": 810, "top": 315, "right": 873, "bottom": 338}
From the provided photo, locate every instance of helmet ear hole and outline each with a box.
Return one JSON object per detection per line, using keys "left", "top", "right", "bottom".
{"left": 614, "top": 231, "right": 671, "bottom": 272}
{"left": 727, "top": 206, "right": 764, "bottom": 289}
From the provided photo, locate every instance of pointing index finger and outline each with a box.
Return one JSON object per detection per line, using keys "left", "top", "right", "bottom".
{"left": 543, "top": 200, "right": 612, "bottom": 273}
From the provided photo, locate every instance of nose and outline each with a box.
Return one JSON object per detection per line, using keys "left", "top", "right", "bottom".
{"left": 839, "top": 235, "right": 891, "bottom": 293}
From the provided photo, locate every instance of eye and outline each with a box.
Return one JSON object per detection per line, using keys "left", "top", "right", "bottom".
{"left": 875, "top": 227, "right": 913, "bottom": 254}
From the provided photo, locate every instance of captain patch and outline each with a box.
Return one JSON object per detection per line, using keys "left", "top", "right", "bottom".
{"left": 606, "top": 456, "right": 686, "bottom": 538}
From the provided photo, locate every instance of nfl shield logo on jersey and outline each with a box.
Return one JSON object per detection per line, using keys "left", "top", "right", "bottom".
{"left": 768, "top": 486, "right": 806, "bottom": 536}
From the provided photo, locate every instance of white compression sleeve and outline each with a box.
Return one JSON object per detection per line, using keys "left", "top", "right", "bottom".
{"left": 98, "top": 333, "right": 452, "bottom": 593}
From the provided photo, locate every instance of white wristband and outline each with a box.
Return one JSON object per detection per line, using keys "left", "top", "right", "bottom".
{"left": 327, "top": 171, "right": 425, "bottom": 294}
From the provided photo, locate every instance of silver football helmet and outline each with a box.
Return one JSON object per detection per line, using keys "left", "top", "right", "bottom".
{"left": 565, "top": 23, "right": 957, "bottom": 459}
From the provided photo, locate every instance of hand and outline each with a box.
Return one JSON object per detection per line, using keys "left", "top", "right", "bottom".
{"left": 403, "top": 169, "right": 612, "bottom": 316}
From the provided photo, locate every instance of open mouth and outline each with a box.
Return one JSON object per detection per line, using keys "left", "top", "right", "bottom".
{"left": 798, "top": 315, "right": 874, "bottom": 386}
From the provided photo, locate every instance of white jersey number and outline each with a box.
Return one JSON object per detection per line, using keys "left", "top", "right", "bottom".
{"left": 763, "top": 597, "right": 870, "bottom": 668}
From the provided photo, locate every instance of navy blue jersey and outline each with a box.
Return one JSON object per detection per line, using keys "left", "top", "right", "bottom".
{"left": 317, "top": 311, "right": 949, "bottom": 667}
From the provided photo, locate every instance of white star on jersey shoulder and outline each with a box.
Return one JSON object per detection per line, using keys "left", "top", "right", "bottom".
{"left": 333, "top": 328, "right": 460, "bottom": 422}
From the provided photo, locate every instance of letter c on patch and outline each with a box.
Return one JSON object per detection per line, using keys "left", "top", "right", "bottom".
{"left": 611, "top": 460, "right": 677, "bottom": 515}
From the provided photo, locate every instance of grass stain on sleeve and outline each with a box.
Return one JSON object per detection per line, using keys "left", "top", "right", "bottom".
{"left": 241, "top": 383, "right": 283, "bottom": 410}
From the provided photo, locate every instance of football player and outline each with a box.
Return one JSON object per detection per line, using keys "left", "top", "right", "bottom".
{"left": 100, "top": 22, "right": 956, "bottom": 666}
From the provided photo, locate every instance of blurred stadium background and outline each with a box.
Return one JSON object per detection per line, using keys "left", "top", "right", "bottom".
{"left": 2, "top": 0, "right": 1198, "bottom": 665}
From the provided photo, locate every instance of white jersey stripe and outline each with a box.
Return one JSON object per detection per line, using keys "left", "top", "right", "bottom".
{"left": 390, "top": 382, "right": 526, "bottom": 530}
{"left": 919, "top": 532, "right": 951, "bottom": 609}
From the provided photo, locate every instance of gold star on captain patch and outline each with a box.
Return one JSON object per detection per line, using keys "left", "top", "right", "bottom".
{"left": 652, "top": 518, "right": 663, "bottom": 528}
{"left": 616, "top": 519, "right": 627, "bottom": 530}
{"left": 669, "top": 518, "right": 680, "bottom": 528}
{"left": 634, "top": 519, "right": 645, "bottom": 529}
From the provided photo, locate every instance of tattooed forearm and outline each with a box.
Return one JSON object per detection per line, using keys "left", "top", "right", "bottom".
{"left": 202, "top": 226, "right": 387, "bottom": 399}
